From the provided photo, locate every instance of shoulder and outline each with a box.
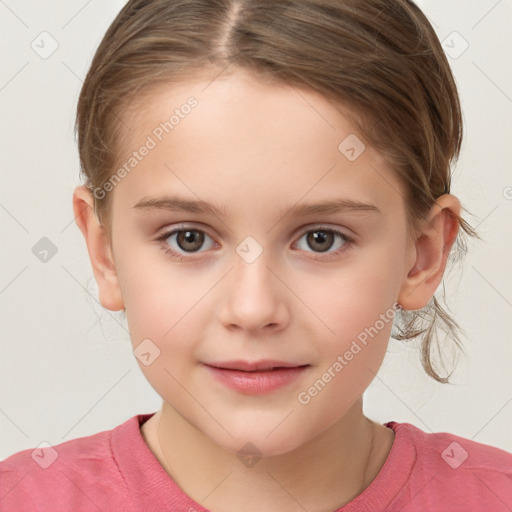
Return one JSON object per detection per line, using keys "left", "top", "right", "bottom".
{"left": 389, "top": 421, "right": 512, "bottom": 472}
{"left": 0, "top": 416, "right": 138, "bottom": 512}
{"left": 387, "top": 421, "right": 512, "bottom": 510}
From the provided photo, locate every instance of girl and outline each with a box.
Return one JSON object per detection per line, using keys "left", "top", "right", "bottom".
{"left": 1, "top": 0, "right": 511, "bottom": 510}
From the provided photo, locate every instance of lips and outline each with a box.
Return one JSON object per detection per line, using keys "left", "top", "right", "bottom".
{"left": 203, "top": 360, "right": 310, "bottom": 394}
{"left": 205, "top": 360, "right": 309, "bottom": 372}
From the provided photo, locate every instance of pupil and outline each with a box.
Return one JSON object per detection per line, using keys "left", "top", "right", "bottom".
{"left": 310, "top": 231, "right": 332, "bottom": 252}
{"left": 178, "top": 230, "right": 203, "bottom": 251}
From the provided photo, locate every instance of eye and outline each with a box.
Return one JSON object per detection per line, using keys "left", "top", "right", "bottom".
{"left": 293, "top": 227, "right": 354, "bottom": 260}
{"left": 156, "top": 224, "right": 355, "bottom": 262}
{"left": 157, "top": 226, "right": 216, "bottom": 260}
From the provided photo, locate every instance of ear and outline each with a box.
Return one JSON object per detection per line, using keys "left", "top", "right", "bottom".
{"left": 397, "top": 194, "right": 461, "bottom": 311}
{"left": 72, "top": 185, "right": 124, "bottom": 311}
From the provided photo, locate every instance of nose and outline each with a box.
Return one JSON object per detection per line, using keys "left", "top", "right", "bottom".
{"left": 217, "top": 245, "right": 290, "bottom": 334}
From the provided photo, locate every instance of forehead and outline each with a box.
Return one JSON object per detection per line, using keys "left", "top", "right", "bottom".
{"left": 112, "top": 68, "right": 407, "bottom": 215}
{"left": 120, "top": 67, "right": 361, "bottom": 158}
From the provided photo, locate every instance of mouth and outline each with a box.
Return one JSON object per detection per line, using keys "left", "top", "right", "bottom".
{"left": 203, "top": 360, "right": 311, "bottom": 394}
{"left": 204, "top": 360, "right": 310, "bottom": 372}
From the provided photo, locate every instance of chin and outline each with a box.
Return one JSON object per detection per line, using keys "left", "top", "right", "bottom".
{"left": 211, "top": 423, "right": 312, "bottom": 460}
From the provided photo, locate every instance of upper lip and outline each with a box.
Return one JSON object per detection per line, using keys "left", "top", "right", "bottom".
{"left": 204, "top": 360, "right": 309, "bottom": 372}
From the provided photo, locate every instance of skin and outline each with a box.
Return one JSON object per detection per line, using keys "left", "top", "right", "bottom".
{"left": 73, "top": 68, "right": 461, "bottom": 512}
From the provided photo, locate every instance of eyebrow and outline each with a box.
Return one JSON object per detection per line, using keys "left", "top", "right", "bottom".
{"left": 132, "top": 194, "right": 382, "bottom": 218}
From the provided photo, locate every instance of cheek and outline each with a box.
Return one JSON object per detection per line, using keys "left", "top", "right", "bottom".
{"left": 303, "top": 256, "right": 401, "bottom": 345}
{"left": 299, "top": 246, "right": 401, "bottom": 390}
{"left": 298, "top": 298, "right": 395, "bottom": 425}
{"left": 119, "top": 260, "right": 206, "bottom": 404}
{"left": 117, "top": 251, "right": 215, "bottom": 380}
{"left": 117, "top": 244, "right": 199, "bottom": 339}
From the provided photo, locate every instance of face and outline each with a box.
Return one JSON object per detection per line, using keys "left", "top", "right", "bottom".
{"left": 106, "top": 69, "right": 414, "bottom": 456}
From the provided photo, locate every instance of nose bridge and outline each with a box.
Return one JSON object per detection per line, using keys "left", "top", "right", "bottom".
{"left": 232, "top": 233, "right": 276, "bottom": 296}
{"left": 218, "top": 233, "right": 287, "bottom": 330}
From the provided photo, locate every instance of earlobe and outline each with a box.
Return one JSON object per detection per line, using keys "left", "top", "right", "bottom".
{"left": 397, "top": 194, "right": 461, "bottom": 311}
{"left": 72, "top": 185, "right": 125, "bottom": 311}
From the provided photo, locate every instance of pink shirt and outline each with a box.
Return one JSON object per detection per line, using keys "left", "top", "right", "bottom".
{"left": 1, "top": 413, "right": 511, "bottom": 511}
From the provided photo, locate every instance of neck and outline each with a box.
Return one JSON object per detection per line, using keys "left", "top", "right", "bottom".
{"left": 141, "top": 400, "right": 392, "bottom": 512}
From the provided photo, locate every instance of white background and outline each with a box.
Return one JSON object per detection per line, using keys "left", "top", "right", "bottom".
{"left": 1, "top": 0, "right": 511, "bottom": 461}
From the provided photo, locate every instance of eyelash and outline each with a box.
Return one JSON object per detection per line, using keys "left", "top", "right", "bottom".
{"left": 156, "top": 225, "right": 355, "bottom": 262}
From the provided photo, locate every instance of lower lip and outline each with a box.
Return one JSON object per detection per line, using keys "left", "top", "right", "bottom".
{"left": 204, "top": 364, "right": 309, "bottom": 394}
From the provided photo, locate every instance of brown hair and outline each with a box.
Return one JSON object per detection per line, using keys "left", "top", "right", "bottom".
{"left": 75, "top": 0, "right": 481, "bottom": 383}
